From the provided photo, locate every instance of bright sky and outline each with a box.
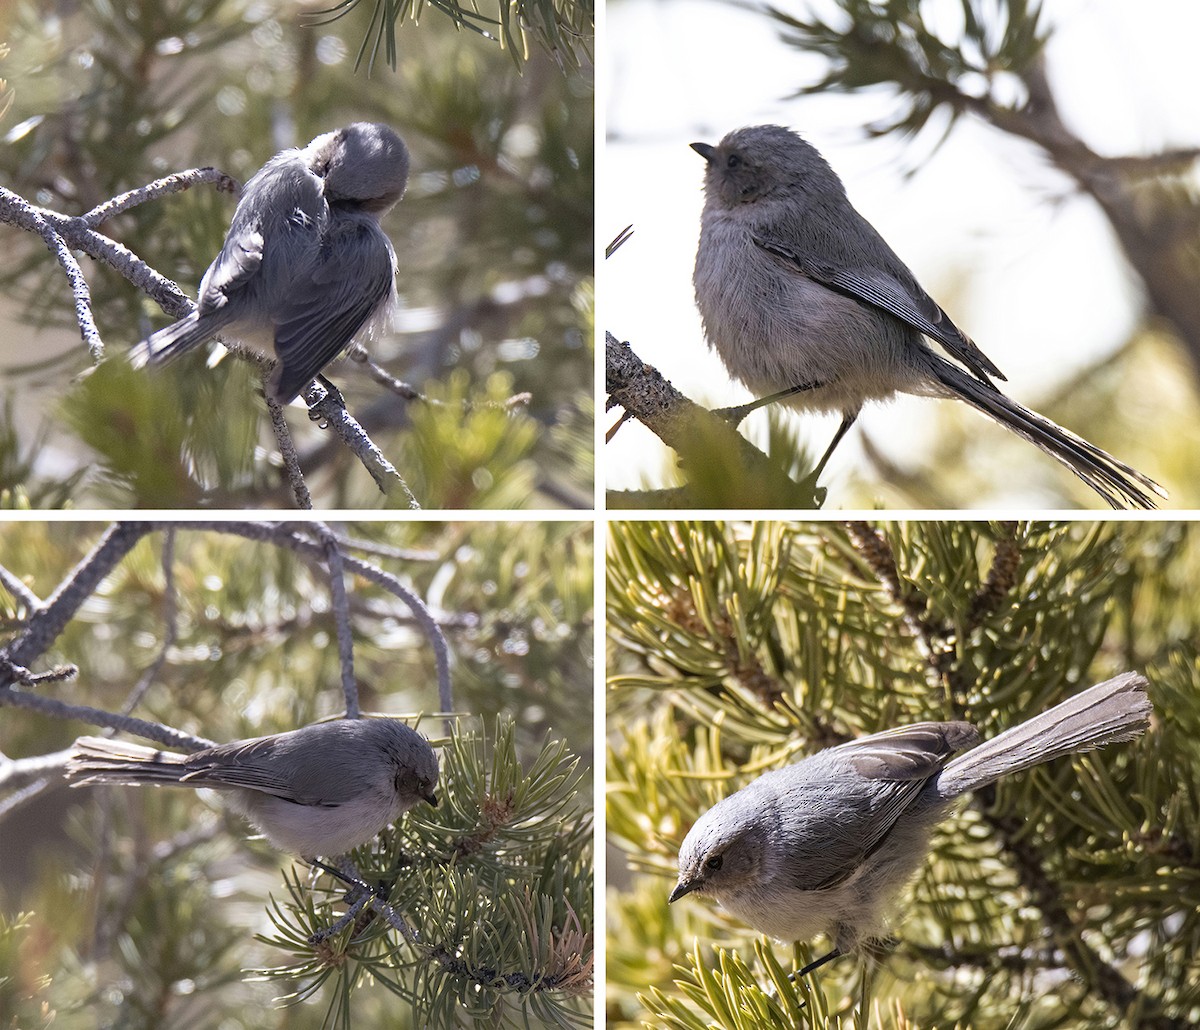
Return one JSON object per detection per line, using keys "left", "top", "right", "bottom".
{"left": 602, "top": 0, "right": 1200, "bottom": 502}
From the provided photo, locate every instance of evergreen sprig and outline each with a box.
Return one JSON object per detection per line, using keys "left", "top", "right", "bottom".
{"left": 767, "top": 0, "right": 1049, "bottom": 142}
{"left": 255, "top": 718, "right": 593, "bottom": 1028}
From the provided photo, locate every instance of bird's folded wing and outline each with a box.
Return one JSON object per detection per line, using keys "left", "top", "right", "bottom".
{"left": 270, "top": 224, "right": 395, "bottom": 401}
{"left": 753, "top": 233, "right": 1006, "bottom": 387}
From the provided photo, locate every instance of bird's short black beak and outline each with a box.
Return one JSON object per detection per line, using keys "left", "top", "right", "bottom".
{"left": 668, "top": 879, "right": 697, "bottom": 903}
{"left": 690, "top": 142, "right": 716, "bottom": 164}
{"left": 424, "top": 791, "right": 439, "bottom": 807}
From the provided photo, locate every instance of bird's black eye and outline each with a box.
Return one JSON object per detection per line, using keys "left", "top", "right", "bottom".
{"left": 705, "top": 855, "right": 723, "bottom": 871}
{"left": 726, "top": 154, "right": 741, "bottom": 169}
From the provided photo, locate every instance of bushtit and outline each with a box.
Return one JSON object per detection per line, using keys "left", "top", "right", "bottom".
{"left": 129, "top": 122, "right": 409, "bottom": 405}
{"left": 670, "top": 673, "right": 1151, "bottom": 975}
{"left": 67, "top": 718, "right": 438, "bottom": 858}
{"left": 691, "top": 125, "right": 1165, "bottom": 510}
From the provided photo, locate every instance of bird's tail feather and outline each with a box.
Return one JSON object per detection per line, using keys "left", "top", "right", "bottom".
{"left": 936, "top": 673, "right": 1151, "bottom": 799}
{"left": 931, "top": 361, "right": 1165, "bottom": 510}
{"left": 129, "top": 311, "right": 231, "bottom": 369}
{"left": 67, "top": 736, "right": 193, "bottom": 787}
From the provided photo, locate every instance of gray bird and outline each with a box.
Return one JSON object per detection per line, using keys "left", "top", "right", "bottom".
{"left": 670, "top": 674, "right": 1151, "bottom": 976}
{"left": 68, "top": 718, "right": 438, "bottom": 859}
{"left": 691, "top": 125, "right": 1166, "bottom": 509}
{"left": 130, "top": 122, "right": 409, "bottom": 405}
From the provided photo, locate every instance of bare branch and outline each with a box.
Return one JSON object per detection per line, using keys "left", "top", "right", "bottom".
{"left": 605, "top": 332, "right": 820, "bottom": 508}
{"left": 349, "top": 346, "right": 425, "bottom": 401}
{"left": 303, "top": 381, "right": 420, "bottom": 506}
{"left": 315, "top": 522, "right": 360, "bottom": 719}
{"left": 2, "top": 522, "right": 152, "bottom": 671}
{"left": 0, "top": 685, "right": 214, "bottom": 751}
{"left": 0, "top": 186, "right": 103, "bottom": 360}
{"left": 0, "top": 189, "right": 192, "bottom": 318}
{"left": 80, "top": 167, "right": 240, "bottom": 228}
{"left": 118, "top": 527, "right": 179, "bottom": 716}
{"left": 264, "top": 388, "right": 314, "bottom": 510}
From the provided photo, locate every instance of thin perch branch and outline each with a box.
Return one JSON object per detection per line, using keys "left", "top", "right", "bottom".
{"left": 316, "top": 521, "right": 360, "bottom": 719}
{"left": 80, "top": 167, "right": 240, "bottom": 228}
{"left": 303, "top": 381, "right": 420, "bottom": 506}
{"left": 0, "top": 187, "right": 104, "bottom": 360}
{"left": 605, "top": 332, "right": 820, "bottom": 508}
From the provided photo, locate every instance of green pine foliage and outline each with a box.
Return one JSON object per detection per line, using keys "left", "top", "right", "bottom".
{"left": 607, "top": 520, "right": 1200, "bottom": 1028}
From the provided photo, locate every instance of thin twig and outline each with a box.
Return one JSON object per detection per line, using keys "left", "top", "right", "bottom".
{"left": 303, "top": 380, "right": 419, "bottom": 506}
{"left": 80, "top": 167, "right": 240, "bottom": 228}
{"left": 316, "top": 522, "right": 360, "bottom": 719}
{"left": 326, "top": 533, "right": 440, "bottom": 563}
{"left": 0, "top": 187, "right": 104, "bottom": 360}
{"left": 0, "top": 686, "right": 214, "bottom": 751}
{"left": 348, "top": 346, "right": 426, "bottom": 402}
{"left": 119, "top": 528, "right": 179, "bottom": 716}
{"left": 264, "top": 388, "right": 314, "bottom": 510}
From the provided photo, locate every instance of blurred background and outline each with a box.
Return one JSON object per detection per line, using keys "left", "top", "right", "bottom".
{"left": 604, "top": 0, "right": 1200, "bottom": 508}
{"left": 0, "top": 0, "right": 593, "bottom": 509}
{"left": 0, "top": 520, "right": 594, "bottom": 1027}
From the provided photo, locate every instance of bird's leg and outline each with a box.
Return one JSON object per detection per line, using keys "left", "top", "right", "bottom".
{"left": 306, "top": 375, "right": 346, "bottom": 422}
{"left": 788, "top": 947, "right": 843, "bottom": 981}
{"left": 713, "top": 380, "right": 821, "bottom": 426}
{"left": 808, "top": 410, "right": 859, "bottom": 482}
{"left": 306, "top": 858, "right": 393, "bottom": 944}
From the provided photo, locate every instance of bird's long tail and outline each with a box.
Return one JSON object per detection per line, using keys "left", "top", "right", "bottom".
{"left": 67, "top": 736, "right": 193, "bottom": 787}
{"left": 936, "top": 673, "right": 1152, "bottom": 799}
{"left": 129, "top": 310, "right": 233, "bottom": 369}
{"left": 931, "top": 361, "right": 1166, "bottom": 509}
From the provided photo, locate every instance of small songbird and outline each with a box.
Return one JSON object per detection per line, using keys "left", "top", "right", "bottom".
{"left": 130, "top": 122, "right": 410, "bottom": 405}
{"left": 691, "top": 125, "right": 1166, "bottom": 509}
{"left": 68, "top": 718, "right": 438, "bottom": 859}
{"left": 670, "top": 674, "right": 1151, "bottom": 977}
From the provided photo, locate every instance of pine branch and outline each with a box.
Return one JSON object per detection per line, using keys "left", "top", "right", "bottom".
{"left": 255, "top": 720, "right": 593, "bottom": 1028}
{"left": 605, "top": 334, "right": 822, "bottom": 509}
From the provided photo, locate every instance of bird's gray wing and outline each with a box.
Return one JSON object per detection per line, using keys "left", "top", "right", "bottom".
{"left": 180, "top": 734, "right": 354, "bottom": 806}
{"left": 830, "top": 721, "right": 980, "bottom": 779}
{"left": 752, "top": 232, "right": 1006, "bottom": 386}
{"left": 785, "top": 722, "right": 978, "bottom": 891}
{"left": 197, "top": 157, "right": 325, "bottom": 316}
{"left": 196, "top": 226, "right": 265, "bottom": 317}
{"left": 269, "top": 218, "right": 395, "bottom": 401}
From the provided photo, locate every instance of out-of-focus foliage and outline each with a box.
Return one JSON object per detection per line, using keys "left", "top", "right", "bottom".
{"left": 317, "top": 0, "right": 593, "bottom": 74}
{"left": 0, "top": 0, "right": 593, "bottom": 508}
{"left": 607, "top": 520, "right": 1200, "bottom": 1028}
{"left": 768, "top": 0, "right": 1050, "bottom": 142}
{"left": 0, "top": 520, "right": 594, "bottom": 1028}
